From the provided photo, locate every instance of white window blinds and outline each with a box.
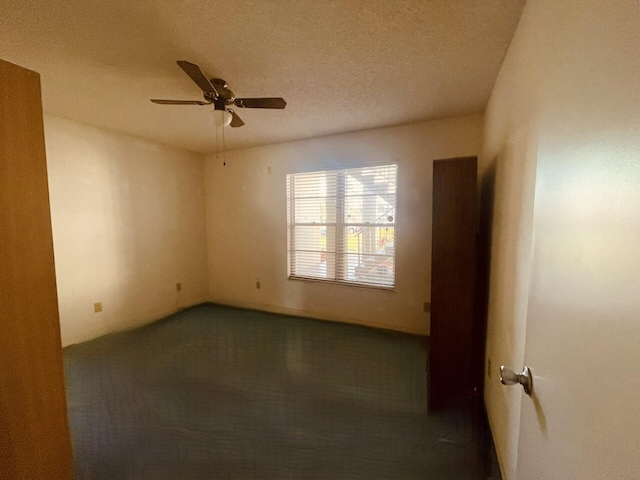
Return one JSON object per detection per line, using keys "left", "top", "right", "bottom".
{"left": 286, "top": 163, "right": 397, "bottom": 288}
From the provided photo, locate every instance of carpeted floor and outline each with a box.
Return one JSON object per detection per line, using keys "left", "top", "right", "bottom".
{"left": 64, "top": 303, "right": 500, "bottom": 479}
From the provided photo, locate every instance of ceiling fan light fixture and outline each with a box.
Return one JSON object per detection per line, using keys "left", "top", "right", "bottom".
{"left": 212, "top": 109, "right": 233, "bottom": 127}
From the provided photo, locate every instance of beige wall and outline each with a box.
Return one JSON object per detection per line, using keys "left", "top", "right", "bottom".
{"left": 45, "top": 116, "right": 209, "bottom": 346}
{"left": 481, "top": 0, "right": 640, "bottom": 478}
{"left": 204, "top": 114, "right": 483, "bottom": 335}
{"left": 479, "top": 5, "right": 541, "bottom": 477}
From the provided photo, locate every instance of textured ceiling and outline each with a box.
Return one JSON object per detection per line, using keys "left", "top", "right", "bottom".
{"left": 0, "top": 0, "right": 524, "bottom": 153}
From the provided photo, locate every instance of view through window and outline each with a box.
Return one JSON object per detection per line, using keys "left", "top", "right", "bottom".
{"left": 286, "top": 163, "right": 397, "bottom": 288}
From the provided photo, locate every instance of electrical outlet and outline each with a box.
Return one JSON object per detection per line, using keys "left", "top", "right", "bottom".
{"left": 487, "top": 358, "right": 492, "bottom": 378}
{"left": 423, "top": 302, "right": 431, "bottom": 313}
{"left": 176, "top": 282, "right": 182, "bottom": 292}
{"left": 94, "top": 302, "right": 102, "bottom": 313}
{"left": 256, "top": 278, "right": 261, "bottom": 289}
{"left": 267, "top": 166, "right": 272, "bottom": 175}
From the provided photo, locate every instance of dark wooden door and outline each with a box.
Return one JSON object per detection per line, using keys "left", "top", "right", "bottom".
{"left": 429, "top": 156, "right": 477, "bottom": 410}
{"left": 0, "top": 59, "right": 73, "bottom": 478}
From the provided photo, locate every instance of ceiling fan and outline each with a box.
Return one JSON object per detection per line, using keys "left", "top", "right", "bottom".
{"left": 150, "top": 61, "right": 287, "bottom": 128}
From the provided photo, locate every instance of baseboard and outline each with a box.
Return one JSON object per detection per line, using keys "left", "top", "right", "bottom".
{"left": 484, "top": 400, "right": 508, "bottom": 480}
{"left": 203, "top": 298, "right": 428, "bottom": 337}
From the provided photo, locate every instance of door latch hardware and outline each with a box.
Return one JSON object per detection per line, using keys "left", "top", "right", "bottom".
{"left": 500, "top": 365, "right": 533, "bottom": 395}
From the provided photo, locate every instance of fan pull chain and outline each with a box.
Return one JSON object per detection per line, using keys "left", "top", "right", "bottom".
{"left": 222, "top": 122, "right": 226, "bottom": 166}
{"left": 215, "top": 119, "right": 219, "bottom": 163}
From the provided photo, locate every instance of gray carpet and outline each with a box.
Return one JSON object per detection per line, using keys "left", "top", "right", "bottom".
{"left": 64, "top": 304, "right": 500, "bottom": 479}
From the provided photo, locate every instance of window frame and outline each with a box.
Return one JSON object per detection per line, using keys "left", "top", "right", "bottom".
{"left": 286, "top": 162, "right": 398, "bottom": 290}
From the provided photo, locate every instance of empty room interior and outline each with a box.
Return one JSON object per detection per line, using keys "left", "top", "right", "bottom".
{"left": 2, "top": 0, "right": 640, "bottom": 479}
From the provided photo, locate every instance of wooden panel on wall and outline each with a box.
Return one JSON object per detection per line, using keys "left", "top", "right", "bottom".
{"left": 0, "top": 59, "right": 73, "bottom": 479}
{"left": 429, "top": 156, "right": 477, "bottom": 411}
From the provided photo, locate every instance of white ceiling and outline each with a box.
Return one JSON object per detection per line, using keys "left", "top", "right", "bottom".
{"left": 0, "top": 0, "right": 524, "bottom": 153}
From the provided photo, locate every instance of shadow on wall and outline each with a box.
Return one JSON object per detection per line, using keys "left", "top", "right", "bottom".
{"left": 473, "top": 161, "right": 496, "bottom": 394}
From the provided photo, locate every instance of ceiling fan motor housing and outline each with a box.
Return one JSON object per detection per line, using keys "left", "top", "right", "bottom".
{"left": 211, "top": 78, "right": 234, "bottom": 104}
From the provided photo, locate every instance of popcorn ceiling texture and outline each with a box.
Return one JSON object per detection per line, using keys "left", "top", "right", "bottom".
{"left": 0, "top": 0, "right": 524, "bottom": 153}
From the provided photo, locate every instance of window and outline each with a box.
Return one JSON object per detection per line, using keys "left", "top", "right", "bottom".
{"left": 286, "top": 163, "right": 397, "bottom": 288}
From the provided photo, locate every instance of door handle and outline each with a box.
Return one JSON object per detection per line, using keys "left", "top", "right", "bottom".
{"left": 500, "top": 365, "right": 533, "bottom": 395}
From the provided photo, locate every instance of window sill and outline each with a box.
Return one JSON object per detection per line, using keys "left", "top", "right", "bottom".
{"left": 287, "top": 275, "right": 396, "bottom": 293}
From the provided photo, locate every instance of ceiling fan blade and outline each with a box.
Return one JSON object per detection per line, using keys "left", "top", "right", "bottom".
{"left": 229, "top": 110, "right": 245, "bottom": 127}
{"left": 176, "top": 61, "right": 218, "bottom": 96}
{"left": 234, "top": 97, "right": 287, "bottom": 109}
{"left": 151, "top": 99, "right": 209, "bottom": 105}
